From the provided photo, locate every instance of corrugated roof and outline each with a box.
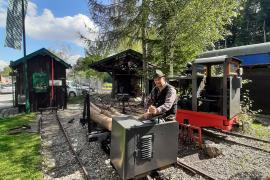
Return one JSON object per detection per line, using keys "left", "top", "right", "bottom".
{"left": 194, "top": 55, "right": 228, "bottom": 64}
{"left": 10, "top": 48, "right": 71, "bottom": 68}
{"left": 200, "top": 42, "right": 270, "bottom": 58}
{"left": 193, "top": 55, "right": 241, "bottom": 64}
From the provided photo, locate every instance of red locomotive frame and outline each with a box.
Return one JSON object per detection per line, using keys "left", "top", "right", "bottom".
{"left": 176, "top": 109, "right": 238, "bottom": 131}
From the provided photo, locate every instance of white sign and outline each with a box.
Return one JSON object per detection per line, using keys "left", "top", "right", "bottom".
{"left": 49, "top": 80, "right": 62, "bottom": 86}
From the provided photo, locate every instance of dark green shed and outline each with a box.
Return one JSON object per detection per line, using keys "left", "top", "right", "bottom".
{"left": 10, "top": 48, "right": 71, "bottom": 112}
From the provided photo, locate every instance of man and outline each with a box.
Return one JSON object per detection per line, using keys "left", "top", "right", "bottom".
{"left": 144, "top": 69, "right": 177, "bottom": 120}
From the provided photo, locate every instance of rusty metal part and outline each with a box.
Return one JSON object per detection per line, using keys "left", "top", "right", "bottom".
{"left": 203, "top": 129, "right": 270, "bottom": 154}
{"left": 176, "top": 158, "right": 216, "bottom": 180}
{"left": 179, "top": 123, "right": 202, "bottom": 145}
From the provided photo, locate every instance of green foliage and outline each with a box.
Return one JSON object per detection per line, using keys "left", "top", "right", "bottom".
{"left": 250, "top": 123, "right": 270, "bottom": 140}
{"left": 102, "top": 83, "right": 112, "bottom": 90}
{"left": 226, "top": 0, "right": 270, "bottom": 47}
{"left": 0, "top": 113, "right": 42, "bottom": 180}
{"left": 86, "top": 0, "right": 239, "bottom": 75}
{"left": 0, "top": 66, "right": 12, "bottom": 76}
{"left": 74, "top": 54, "right": 110, "bottom": 81}
{"left": 241, "top": 79, "right": 261, "bottom": 114}
{"left": 150, "top": 0, "right": 239, "bottom": 73}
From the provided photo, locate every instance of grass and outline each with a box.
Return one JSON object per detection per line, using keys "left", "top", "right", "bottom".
{"left": 238, "top": 113, "right": 270, "bottom": 140}
{"left": 250, "top": 123, "right": 270, "bottom": 140}
{"left": 102, "top": 83, "right": 112, "bottom": 90}
{"left": 0, "top": 113, "right": 42, "bottom": 180}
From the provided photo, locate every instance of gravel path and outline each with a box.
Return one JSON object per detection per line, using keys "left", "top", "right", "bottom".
{"left": 57, "top": 105, "right": 119, "bottom": 180}
{"left": 178, "top": 140, "right": 270, "bottom": 179}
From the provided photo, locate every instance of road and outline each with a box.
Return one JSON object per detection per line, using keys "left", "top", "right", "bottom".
{"left": 0, "top": 93, "right": 13, "bottom": 109}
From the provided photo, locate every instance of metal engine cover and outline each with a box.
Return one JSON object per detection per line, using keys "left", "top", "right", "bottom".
{"left": 110, "top": 115, "right": 179, "bottom": 180}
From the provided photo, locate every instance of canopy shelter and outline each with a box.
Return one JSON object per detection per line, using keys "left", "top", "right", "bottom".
{"left": 10, "top": 48, "right": 71, "bottom": 112}
{"left": 90, "top": 49, "right": 147, "bottom": 98}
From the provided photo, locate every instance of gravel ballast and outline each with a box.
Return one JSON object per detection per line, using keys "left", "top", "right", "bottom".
{"left": 41, "top": 99, "right": 270, "bottom": 180}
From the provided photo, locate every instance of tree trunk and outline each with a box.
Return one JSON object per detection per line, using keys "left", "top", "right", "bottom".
{"left": 142, "top": 0, "right": 149, "bottom": 105}
{"left": 89, "top": 102, "right": 122, "bottom": 131}
{"left": 90, "top": 107, "right": 112, "bottom": 131}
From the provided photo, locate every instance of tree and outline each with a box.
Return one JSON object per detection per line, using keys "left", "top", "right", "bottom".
{"left": 86, "top": 0, "right": 154, "bottom": 94}
{"left": 73, "top": 54, "right": 111, "bottom": 81}
{"left": 85, "top": 0, "right": 239, "bottom": 83}
{"left": 0, "top": 66, "right": 12, "bottom": 76}
{"left": 48, "top": 44, "right": 73, "bottom": 61}
{"left": 149, "top": 0, "right": 239, "bottom": 74}
{"left": 225, "top": 0, "right": 270, "bottom": 47}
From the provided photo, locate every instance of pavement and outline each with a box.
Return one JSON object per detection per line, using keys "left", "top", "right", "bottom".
{"left": 0, "top": 93, "right": 13, "bottom": 109}
{"left": 0, "top": 94, "right": 17, "bottom": 118}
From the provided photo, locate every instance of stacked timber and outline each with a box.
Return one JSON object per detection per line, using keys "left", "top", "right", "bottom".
{"left": 89, "top": 102, "right": 122, "bottom": 131}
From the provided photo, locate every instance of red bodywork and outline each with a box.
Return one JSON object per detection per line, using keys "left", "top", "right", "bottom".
{"left": 176, "top": 109, "right": 238, "bottom": 131}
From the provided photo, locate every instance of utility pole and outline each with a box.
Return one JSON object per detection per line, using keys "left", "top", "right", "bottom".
{"left": 22, "top": 0, "right": 30, "bottom": 113}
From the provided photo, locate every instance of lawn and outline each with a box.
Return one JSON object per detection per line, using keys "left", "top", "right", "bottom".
{"left": 238, "top": 113, "right": 270, "bottom": 140}
{"left": 102, "top": 83, "right": 112, "bottom": 90}
{"left": 0, "top": 113, "right": 42, "bottom": 180}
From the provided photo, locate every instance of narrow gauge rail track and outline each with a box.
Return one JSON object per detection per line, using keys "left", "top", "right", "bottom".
{"left": 202, "top": 129, "right": 270, "bottom": 154}
{"left": 218, "top": 130, "right": 270, "bottom": 143}
{"left": 176, "top": 158, "right": 217, "bottom": 180}
{"left": 39, "top": 108, "right": 89, "bottom": 180}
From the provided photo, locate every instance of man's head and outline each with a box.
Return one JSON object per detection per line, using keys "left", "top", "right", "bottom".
{"left": 153, "top": 69, "right": 166, "bottom": 88}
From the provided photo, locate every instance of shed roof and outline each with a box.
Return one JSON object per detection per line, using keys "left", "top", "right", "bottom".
{"left": 90, "top": 49, "right": 143, "bottom": 72}
{"left": 10, "top": 48, "right": 72, "bottom": 68}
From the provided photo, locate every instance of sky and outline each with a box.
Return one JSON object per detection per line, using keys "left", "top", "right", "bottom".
{"left": 0, "top": 0, "right": 98, "bottom": 70}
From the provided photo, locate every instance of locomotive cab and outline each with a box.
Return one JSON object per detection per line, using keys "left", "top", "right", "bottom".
{"left": 176, "top": 55, "right": 242, "bottom": 131}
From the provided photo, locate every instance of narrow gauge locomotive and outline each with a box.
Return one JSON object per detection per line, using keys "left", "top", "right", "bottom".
{"left": 176, "top": 55, "right": 242, "bottom": 143}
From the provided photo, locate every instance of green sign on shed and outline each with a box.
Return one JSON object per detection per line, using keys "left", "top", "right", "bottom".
{"left": 32, "top": 73, "right": 48, "bottom": 93}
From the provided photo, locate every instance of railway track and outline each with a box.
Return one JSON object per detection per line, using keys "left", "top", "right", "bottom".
{"left": 40, "top": 109, "right": 89, "bottom": 179}
{"left": 203, "top": 129, "right": 270, "bottom": 154}
{"left": 218, "top": 130, "right": 270, "bottom": 143}
{"left": 176, "top": 158, "right": 217, "bottom": 180}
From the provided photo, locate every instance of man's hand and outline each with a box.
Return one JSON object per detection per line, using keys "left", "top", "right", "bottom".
{"left": 149, "top": 105, "right": 157, "bottom": 115}
{"left": 143, "top": 112, "right": 151, "bottom": 119}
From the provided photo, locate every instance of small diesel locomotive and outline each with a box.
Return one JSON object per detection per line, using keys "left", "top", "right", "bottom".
{"left": 176, "top": 55, "right": 242, "bottom": 143}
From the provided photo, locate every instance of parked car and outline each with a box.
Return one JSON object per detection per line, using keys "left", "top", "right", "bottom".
{"left": 67, "top": 84, "right": 80, "bottom": 97}
{"left": 0, "top": 84, "right": 13, "bottom": 94}
{"left": 66, "top": 81, "right": 95, "bottom": 97}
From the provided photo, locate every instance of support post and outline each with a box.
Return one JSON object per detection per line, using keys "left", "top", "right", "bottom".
{"left": 22, "top": 0, "right": 29, "bottom": 113}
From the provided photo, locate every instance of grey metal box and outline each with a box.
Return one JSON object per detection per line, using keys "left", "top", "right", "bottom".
{"left": 110, "top": 115, "right": 179, "bottom": 180}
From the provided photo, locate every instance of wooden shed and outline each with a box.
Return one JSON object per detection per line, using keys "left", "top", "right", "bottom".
{"left": 90, "top": 49, "right": 145, "bottom": 98}
{"left": 10, "top": 48, "right": 71, "bottom": 112}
